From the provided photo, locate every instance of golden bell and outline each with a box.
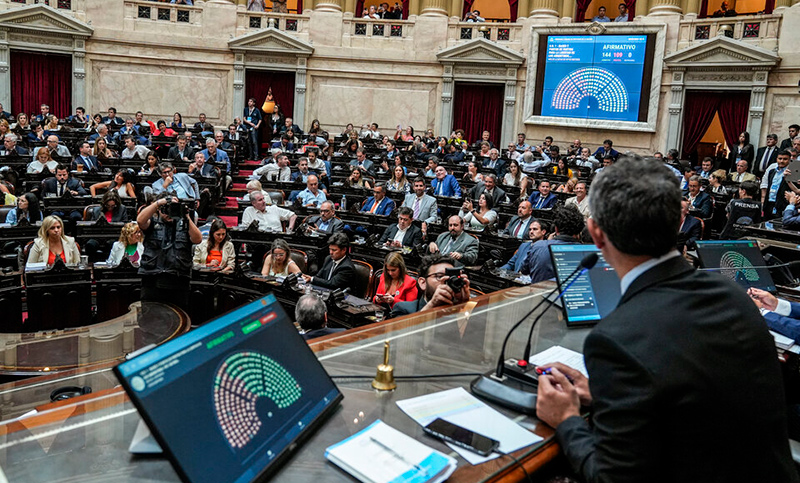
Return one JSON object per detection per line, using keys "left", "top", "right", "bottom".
{"left": 372, "top": 341, "right": 397, "bottom": 391}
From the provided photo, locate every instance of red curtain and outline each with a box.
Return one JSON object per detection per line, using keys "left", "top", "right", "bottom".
{"left": 765, "top": 0, "right": 775, "bottom": 13}
{"left": 510, "top": 0, "right": 519, "bottom": 21}
{"left": 681, "top": 91, "right": 722, "bottom": 158}
{"left": 297, "top": 0, "right": 303, "bottom": 13}
{"left": 625, "top": 0, "right": 636, "bottom": 19}
{"left": 356, "top": 0, "right": 364, "bottom": 15}
{"left": 10, "top": 50, "right": 72, "bottom": 120}
{"left": 575, "top": 0, "right": 592, "bottom": 22}
{"left": 452, "top": 82, "right": 504, "bottom": 147}
{"left": 462, "top": 0, "right": 475, "bottom": 18}
{"left": 718, "top": 91, "right": 751, "bottom": 149}
{"left": 699, "top": 0, "right": 708, "bottom": 17}
{"left": 245, "top": 69, "right": 295, "bottom": 140}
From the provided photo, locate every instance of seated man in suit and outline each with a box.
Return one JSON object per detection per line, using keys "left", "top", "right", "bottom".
{"left": 296, "top": 175, "right": 327, "bottom": 208}
{"left": 591, "top": 138, "right": 619, "bottom": 160}
{"left": 350, "top": 148, "right": 375, "bottom": 176}
{"left": 34, "top": 103, "right": 50, "bottom": 123}
{"left": 782, "top": 191, "right": 800, "bottom": 230}
{"left": 194, "top": 113, "right": 214, "bottom": 135}
{"left": 379, "top": 207, "right": 423, "bottom": 248}
{"left": 528, "top": 179, "right": 558, "bottom": 210}
{"left": 536, "top": 156, "right": 797, "bottom": 483}
{"left": 42, "top": 164, "right": 87, "bottom": 198}
{"left": 102, "top": 107, "right": 124, "bottom": 126}
{"left": 501, "top": 220, "right": 549, "bottom": 272}
{"left": 469, "top": 174, "right": 507, "bottom": 206}
{"left": 291, "top": 157, "right": 317, "bottom": 184}
{"left": 679, "top": 198, "right": 702, "bottom": 250}
{"left": 187, "top": 151, "right": 219, "bottom": 179}
{"left": 754, "top": 133, "right": 779, "bottom": 178}
{"left": 271, "top": 133, "right": 295, "bottom": 152}
{"left": 443, "top": 142, "right": 466, "bottom": 164}
{"left": 360, "top": 184, "right": 395, "bottom": 216}
{"left": 297, "top": 294, "right": 344, "bottom": 340}
{"left": 2, "top": 133, "right": 28, "bottom": 156}
{"left": 520, "top": 205, "right": 584, "bottom": 283}
{"left": 114, "top": 118, "right": 142, "bottom": 143}
{"left": 431, "top": 166, "right": 462, "bottom": 197}
{"left": 428, "top": 215, "right": 478, "bottom": 265}
{"left": 214, "top": 131, "right": 233, "bottom": 151}
{"left": 391, "top": 254, "right": 471, "bottom": 317}
{"left": 302, "top": 233, "right": 355, "bottom": 290}
{"left": 502, "top": 200, "right": 534, "bottom": 240}
{"left": 402, "top": 179, "right": 438, "bottom": 227}
{"left": 686, "top": 175, "right": 713, "bottom": 218}
{"left": 34, "top": 135, "right": 71, "bottom": 160}
{"left": 305, "top": 200, "right": 344, "bottom": 235}
{"left": 730, "top": 159, "right": 757, "bottom": 183}
{"left": 167, "top": 135, "right": 194, "bottom": 163}
{"left": 200, "top": 137, "right": 231, "bottom": 173}
{"left": 89, "top": 124, "right": 113, "bottom": 147}
{"left": 482, "top": 148, "right": 506, "bottom": 178}
{"left": 71, "top": 142, "right": 101, "bottom": 172}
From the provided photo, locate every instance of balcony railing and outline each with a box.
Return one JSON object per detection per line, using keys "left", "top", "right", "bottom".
{"left": 236, "top": 10, "right": 310, "bottom": 36}
{"left": 678, "top": 13, "right": 781, "bottom": 48}
{"left": 447, "top": 20, "right": 523, "bottom": 46}
{"left": 124, "top": 0, "right": 202, "bottom": 26}
{"left": 8, "top": 0, "right": 75, "bottom": 10}
{"left": 342, "top": 17, "right": 415, "bottom": 43}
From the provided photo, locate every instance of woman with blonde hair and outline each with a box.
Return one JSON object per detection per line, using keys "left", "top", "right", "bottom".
{"left": 261, "top": 238, "right": 301, "bottom": 277}
{"left": 107, "top": 222, "right": 144, "bottom": 265}
{"left": 26, "top": 215, "right": 81, "bottom": 268}
{"left": 386, "top": 165, "right": 411, "bottom": 194}
{"left": 374, "top": 251, "right": 418, "bottom": 307}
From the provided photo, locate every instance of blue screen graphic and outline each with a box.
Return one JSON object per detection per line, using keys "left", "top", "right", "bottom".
{"left": 541, "top": 35, "right": 648, "bottom": 122}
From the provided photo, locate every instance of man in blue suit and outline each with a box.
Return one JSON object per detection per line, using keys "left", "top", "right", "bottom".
{"left": 71, "top": 142, "right": 101, "bottom": 172}
{"left": 430, "top": 166, "right": 462, "bottom": 197}
{"left": 501, "top": 220, "right": 549, "bottom": 272}
{"left": 360, "top": 184, "right": 395, "bottom": 216}
{"left": 749, "top": 287, "right": 800, "bottom": 343}
{"left": 528, "top": 179, "right": 557, "bottom": 209}
{"left": 592, "top": 139, "right": 619, "bottom": 160}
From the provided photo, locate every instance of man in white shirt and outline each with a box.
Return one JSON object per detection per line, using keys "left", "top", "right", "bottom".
{"left": 252, "top": 154, "right": 291, "bottom": 181}
{"left": 565, "top": 182, "right": 591, "bottom": 219}
{"left": 241, "top": 191, "right": 296, "bottom": 232}
{"left": 614, "top": 2, "right": 629, "bottom": 21}
{"left": 121, "top": 136, "right": 150, "bottom": 159}
{"left": 34, "top": 135, "right": 71, "bottom": 159}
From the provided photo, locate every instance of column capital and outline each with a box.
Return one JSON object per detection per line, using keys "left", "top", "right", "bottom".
{"left": 421, "top": 0, "right": 448, "bottom": 16}
{"left": 316, "top": 0, "right": 344, "bottom": 12}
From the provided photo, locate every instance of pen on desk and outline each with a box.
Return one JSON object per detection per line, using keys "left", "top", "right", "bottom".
{"left": 369, "top": 436, "right": 428, "bottom": 476}
{"left": 535, "top": 366, "right": 574, "bottom": 384}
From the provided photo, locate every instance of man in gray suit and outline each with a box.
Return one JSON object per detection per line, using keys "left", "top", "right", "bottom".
{"left": 349, "top": 148, "right": 374, "bottom": 176}
{"left": 469, "top": 174, "right": 507, "bottom": 206}
{"left": 402, "top": 178, "right": 438, "bottom": 226}
{"left": 429, "top": 215, "right": 479, "bottom": 265}
{"left": 304, "top": 201, "right": 344, "bottom": 235}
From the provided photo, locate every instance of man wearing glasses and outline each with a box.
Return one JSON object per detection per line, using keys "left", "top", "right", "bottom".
{"left": 390, "top": 254, "right": 471, "bottom": 317}
{"left": 305, "top": 201, "right": 343, "bottom": 235}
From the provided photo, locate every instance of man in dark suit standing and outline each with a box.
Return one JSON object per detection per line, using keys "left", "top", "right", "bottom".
{"left": 379, "top": 207, "right": 423, "bottom": 248}
{"left": 754, "top": 133, "right": 779, "bottom": 178}
{"left": 780, "top": 124, "right": 799, "bottom": 150}
{"left": 302, "top": 233, "right": 355, "bottom": 290}
{"left": 536, "top": 157, "right": 798, "bottom": 483}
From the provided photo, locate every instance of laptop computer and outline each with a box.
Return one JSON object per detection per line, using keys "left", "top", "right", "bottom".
{"left": 549, "top": 244, "right": 622, "bottom": 328}
{"left": 114, "top": 293, "right": 342, "bottom": 483}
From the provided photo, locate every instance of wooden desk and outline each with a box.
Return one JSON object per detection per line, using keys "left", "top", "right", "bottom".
{"left": 0, "top": 284, "right": 586, "bottom": 482}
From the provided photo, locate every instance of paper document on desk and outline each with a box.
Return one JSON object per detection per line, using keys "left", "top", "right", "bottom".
{"left": 770, "top": 330, "right": 796, "bottom": 351}
{"left": 325, "top": 420, "right": 456, "bottom": 483}
{"left": 528, "top": 345, "right": 588, "bottom": 378}
{"left": 396, "top": 387, "right": 542, "bottom": 465}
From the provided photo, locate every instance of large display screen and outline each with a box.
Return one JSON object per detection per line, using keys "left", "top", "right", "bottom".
{"left": 536, "top": 35, "right": 653, "bottom": 123}
{"left": 696, "top": 240, "right": 776, "bottom": 293}
{"left": 115, "top": 294, "right": 342, "bottom": 483}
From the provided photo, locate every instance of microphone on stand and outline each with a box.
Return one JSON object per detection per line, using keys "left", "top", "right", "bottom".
{"left": 470, "top": 252, "right": 598, "bottom": 415}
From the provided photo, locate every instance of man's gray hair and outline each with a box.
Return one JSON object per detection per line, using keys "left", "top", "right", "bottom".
{"left": 205, "top": 137, "right": 216, "bottom": 146}
{"left": 296, "top": 294, "right": 327, "bottom": 331}
{"left": 589, "top": 155, "right": 681, "bottom": 257}
{"left": 5, "top": 133, "right": 17, "bottom": 142}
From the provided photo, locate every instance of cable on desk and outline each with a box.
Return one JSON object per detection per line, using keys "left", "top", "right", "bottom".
{"left": 496, "top": 449, "right": 533, "bottom": 483}
{"left": 330, "top": 372, "right": 483, "bottom": 380}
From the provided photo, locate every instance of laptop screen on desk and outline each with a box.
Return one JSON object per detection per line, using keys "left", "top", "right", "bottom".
{"left": 696, "top": 240, "right": 776, "bottom": 292}
{"left": 115, "top": 294, "right": 342, "bottom": 483}
{"left": 549, "top": 244, "right": 622, "bottom": 327}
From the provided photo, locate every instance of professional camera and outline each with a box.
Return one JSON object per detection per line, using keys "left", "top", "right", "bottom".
{"left": 160, "top": 199, "right": 189, "bottom": 219}
{"left": 445, "top": 267, "right": 465, "bottom": 292}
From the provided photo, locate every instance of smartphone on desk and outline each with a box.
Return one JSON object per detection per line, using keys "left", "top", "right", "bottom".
{"left": 423, "top": 418, "right": 499, "bottom": 456}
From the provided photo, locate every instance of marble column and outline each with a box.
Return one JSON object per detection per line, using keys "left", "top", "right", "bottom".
{"left": 501, "top": 76, "right": 518, "bottom": 147}
{"left": 666, "top": 70, "right": 685, "bottom": 152}
{"left": 294, "top": 57, "right": 308, "bottom": 129}
{"left": 421, "top": 0, "right": 448, "bottom": 16}
{"left": 683, "top": 0, "right": 700, "bottom": 15}
{"left": 637, "top": 0, "right": 651, "bottom": 16}
{"left": 344, "top": 0, "right": 356, "bottom": 14}
{"left": 72, "top": 39, "right": 88, "bottom": 112}
{"left": 449, "top": 0, "right": 462, "bottom": 17}
{"left": 233, "top": 53, "right": 246, "bottom": 121}
{"left": 559, "top": 0, "right": 574, "bottom": 20}
{"left": 316, "top": 0, "right": 343, "bottom": 12}
{"left": 439, "top": 64, "right": 454, "bottom": 136}
{"left": 409, "top": 0, "right": 421, "bottom": 15}
{"left": 0, "top": 31, "right": 8, "bottom": 112}
{"left": 649, "top": 0, "right": 682, "bottom": 15}
{"left": 748, "top": 71, "right": 769, "bottom": 143}
{"left": 516, "top": 0, "right": 530, "bottom": 17}
{"left": 530, "top": 0, "right": 560, "bottom": 18}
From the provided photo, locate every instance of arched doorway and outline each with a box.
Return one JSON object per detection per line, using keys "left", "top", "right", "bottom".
{"left": 681, "top": 90, "right": 751, "bottom": 168}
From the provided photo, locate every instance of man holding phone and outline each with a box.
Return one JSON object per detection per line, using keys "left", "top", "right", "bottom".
{"left": 391, "top": 254, "right": 471, "bottom": 317}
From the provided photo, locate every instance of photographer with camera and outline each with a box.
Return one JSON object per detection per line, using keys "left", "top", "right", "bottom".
{"left": 137, "top": 192, "right": 202, "bottom": 310}
{"left": 390, "top": 254, "right": 471, "bottom": 318}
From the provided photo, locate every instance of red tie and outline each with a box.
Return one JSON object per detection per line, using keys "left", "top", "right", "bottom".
{"left": 513, "top": 221, "right": 523, "bottom": 237}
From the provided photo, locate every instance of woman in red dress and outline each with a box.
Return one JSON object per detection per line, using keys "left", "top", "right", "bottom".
{"left": 374, "top": 251, "right": 418, "bottom": 307}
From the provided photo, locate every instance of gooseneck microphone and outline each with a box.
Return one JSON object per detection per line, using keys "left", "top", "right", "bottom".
{"left": 471, "top": 252, "right": 598, "bottom": 414}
